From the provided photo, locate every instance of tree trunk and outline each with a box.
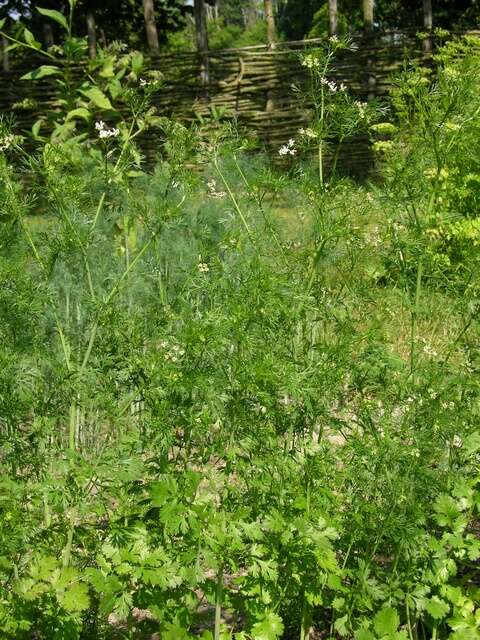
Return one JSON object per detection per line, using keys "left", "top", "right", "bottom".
{"left": 363, "top": 0, "right": 374, "bottom": 32}
{"left": 1, "top": 34, "right": 9, "bottom": 72}
{"left": 423, "top": 0, "right": 433, "bottom": 52}
{"left": 363, "top": 0, "right": 375, "bottom": 100}
{"left": 86, "top": 11, "right": 96, "bottom": 59}
{"left": 328, "top": 0, "right": 338, "bottom": 36}
{"left": 43, "top": 22, "right": 54, "bottom": 48}
{"left": 143, "top": 0, "right": 160, "bottom": 53}
{"left": 242, "top": 3, "right": 258, "bottom": 29}
{"left": 194, "top": 0, "right": 209, "bottom": 94}
{"left": 264, "top": 0, "right": 276, "bottom": 50}
{"left": 99, "top": 29, "right": 107, "bottom": 48}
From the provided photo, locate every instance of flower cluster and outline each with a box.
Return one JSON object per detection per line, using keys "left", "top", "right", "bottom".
{"left": 301, "top": 54, "right": 320, "bottom": 70}
{"left": 158, "top": 340, "right": 185, "bottom": 363}
{"left": 321, "top": 77, "right": 346, "bottom": 93}
{"left": 278, "top": 139, "right": 297, "bottom": 156}
{"left": 0, "top": 133, "right": 19, "bottom": 151}
{"left": 95, "top": 121, "right": 120, "bottom": 139}
{"left": 198, "top": 256, "right": 210, "bottom": 273}
{"left": 207, "top": 179, "right": 226, "bottom": 198}
{"left": 354, "top": 100, "right": 368, "bottom": 118}
{"left": 298, "top": 127, "right": 317, "bottom": 139}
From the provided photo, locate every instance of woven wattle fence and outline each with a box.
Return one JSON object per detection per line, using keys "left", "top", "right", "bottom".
{"left": 1, "top": 30, "right": 474, "bottom": 171}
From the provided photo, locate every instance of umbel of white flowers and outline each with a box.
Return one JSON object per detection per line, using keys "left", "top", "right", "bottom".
{"left": 95, "top": 121, "right": 120, "bottom": 139}
{"left": 278, "top": 138, "right": 297, "bottom": 156}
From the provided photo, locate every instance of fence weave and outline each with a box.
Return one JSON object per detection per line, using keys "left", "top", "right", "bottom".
{"left": 1, "top": 30, "right": 477, "bottom": 170}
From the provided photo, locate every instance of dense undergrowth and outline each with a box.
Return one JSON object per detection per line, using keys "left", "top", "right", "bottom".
{"left": 0, "top": 12, "right": 479, "bottom": 639}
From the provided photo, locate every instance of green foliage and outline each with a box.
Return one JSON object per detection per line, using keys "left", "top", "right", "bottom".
{"left": 0, "top": 23, "right": 479, "bottom": 640}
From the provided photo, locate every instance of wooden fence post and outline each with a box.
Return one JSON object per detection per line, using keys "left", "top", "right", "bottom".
{"left": 265, "top": 0, "right": 276, "bottom": 50}
{"left": 423, "top": 0, "right": 433, "bottom": 53}
{"left": 194, "top": 0, "right": 210, "bottom": 96}
{"left": 265, "top": 0, "right": 276, "bottom": 119}
{"left": 328, "top": 0, "right": 338, "bottom": 37}
{"left": 143, "top": 0, "right": 160, "bottom": 53}
{"left": 1, "top": 34, "right": 9, "bottom": 72}
{"left": 43, "top": 23, "right": 54, "bottom": 48}
{"left": 86, "top": 12, "right": 96, "bottom": 59}
{"left": 363, "top": 0, "right": 374, "bottom": 32}
{"left": 363, "top": 0, "right": 376, "bottom": 100}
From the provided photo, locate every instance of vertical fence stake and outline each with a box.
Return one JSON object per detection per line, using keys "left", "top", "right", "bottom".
{"left": 423, "top": 0, "right": 433, "bottom": 53}
{"left": 194, "top": 0, "right": 210, "bottom": 99}
{"left": 2, "top": 34, "right": 9, "bottom": 72}
{"left": 329, "top": 0, "right": 339, "bottom": 37}
{"left": 87, "top": 12, "right": 97, "bottom": 58}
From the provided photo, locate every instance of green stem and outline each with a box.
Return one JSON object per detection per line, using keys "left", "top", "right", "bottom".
{"left": 62, "top": 514, "right": 75, "bottom": 567}
{"left": 214, "top": 566, "right": 223, "bottom": 640}
{"left": 214, "top": 154, "right": 258, "bottom": 252}
{"left": 410, "top": 258, "right": 423, "bottom": 375}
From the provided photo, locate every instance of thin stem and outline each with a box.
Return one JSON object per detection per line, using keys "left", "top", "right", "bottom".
{"left": 409, "top": 258, "right": 423, "bottom": 375}
{"left": 214, "top": 566, "right": 223, "bottom": 640}
{"left": 214, "top": 154, "right": 258, "bottom": 252}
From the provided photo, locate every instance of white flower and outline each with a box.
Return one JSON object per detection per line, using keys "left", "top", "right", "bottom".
{"left": 278, "top": 138, "right": 297, "bottom": 156}
{"left": 207, "top": 179, "right": 226, "bottom": 198}
{"left": 96, "top": 121, "right": 120, "bottom": 139}
{"left": 302, "top": 54, "right": 320, "bottom": 69}
{"left": 321, "top": 77, "right": 339, "bottom": 93}
{"left": 423, "top": 344, "right": 438, "bottom": 358}
{"left": 0, "top": 133, "right": 18, "bottom": 151}
{"left": 339, "top": 82, "right": 347, "bottom": 92}
{"left": 198, "top": 257, "right": 210, "bottom": 273}
{"left": 139, "top": 78, "right": 148, "bottom": 88}
{"left": 452, "top": 434, "right": 463, "bottom": 448}
{"left": 355, "top": 100, "right": 368, "bottom": 118}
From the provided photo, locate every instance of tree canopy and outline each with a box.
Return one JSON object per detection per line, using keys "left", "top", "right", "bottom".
{"left": 1, "top": 0, "right": 479, "bottom": 54}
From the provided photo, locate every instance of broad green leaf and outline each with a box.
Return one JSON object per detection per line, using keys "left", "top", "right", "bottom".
{"left": 131, "top": 52, "right": 144, "bottom": 76}
{"left": 334, "top": 614, "right": 349, "bottom": 637}
{"left": 251, "top": 611, "right": 284, "bottom": 640}
{"left": 23, "top": 28, "right": 40, "bottom": 49}
{"left": 374, "top": 607, "right": 400, "bottom": 637}
{"left": 32, "top": 120, "right": 43, "bottom": 139}
{"left": 36, "top": 7, "right": 68, "bottom": 31}
{"left": 434, "top": 494, "right": 461, "bottom": 527}
{"left": 108, "top": 79, "right": 123, "bottom": 100}
{"left": 21, "top": 65, "right": 60, "bottom": 81}
{"left": 463, "top": 431, "right": 480, "bottom": 456}
{"left": 100, "top": 59, "right": 115, "bottom": 79}
{"left": 66, "top": 107, "right": 90, "bottom": 121}
{"left": 162, "top": 622, "right": 191, "bottom": 640}
{"left": 354, "top": 630, "right": 375, "bottom": 640}
{"left": 80, "top": 86, "right": 113, "bottom": 110}
{"left": 425, "top": 596, "right": 450, "bottom": 620}
{"left": 0, "top": 18, "right": 6, "bottom": 29}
